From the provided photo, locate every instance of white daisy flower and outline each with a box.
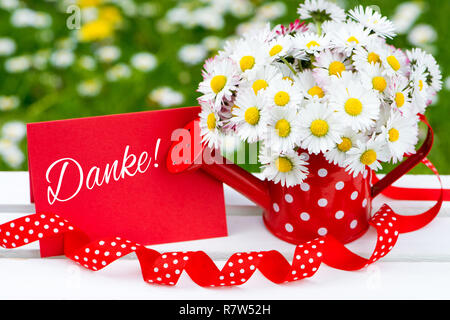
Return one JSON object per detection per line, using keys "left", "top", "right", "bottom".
{"left": 293, "top": 31, "right": 330, "bottom": 54}
{"left": 265, "top": 77, "right": 303, "bottom": 110}
{"left": 149, "top": 87, "right": 184, "bottom": 108}
{"left": 49, "top": 49, "right": 75, "bottom": 69}
{"left": 295, "top": 69, "right": 327, "bottom": 101}
{"left": 229, "top": 38, "right": 268, "bottom": 74}
{"left": 4, "top": 55, "right": 31, "bottom": 73}
{"left": 267, "top": 107, "right": 301, "bottom": 152}
{"left": 178, "top": 44, "right": 208, "bottom": 66}
{"left": 96, "top": 45, "right": 121, "bottom": 63}
{"left": 385, "top": 75, "right": 413, "bottom": 115}
{"left": 328, "top": 72, "right": 380, "bottom": 131}
{"left": 199, "top": 100, "right": 222, "bottom": 149}
{"left": 0, "top": 143, "right": 24, "bottom": 169}
{"left": 259, "top": 147, "right": 309, "bottom": 188}
{"left": 380, "top": 46, "right": 408, "bottom": 77}
{"left": 344, "top": 136, "right": 389, "bottom": 178}
{"left": 353, "top": 38, "right": 385, "bottom": 71}
{"left": 231, "top": 88, "right": 269, "bottom": 143}
{"left": 313, "top": 49, "right": 352, "bottom": 86}
{"left": 348, "top": 5, "right": 396, "bottom": 39}
{"left": 105, "top": 63, "right": 132, "bottom": 82}
{"left": 407, "top": 24, "right": 437, "bottom": 47}
{"left": 245, "top": 64, "right": 280, "bottom": 95}
{"left": 242, "top": 23, "right": 276, "bottom": 44}
{"left": 297, "top": 101, "right": 342, "bottom": 154}
{"left": 409, "top": 65, "right": 429, "bottom": 114}
{"left": 360, "top": 62, "right": 390, "bottom": 94}
{"left": 381, "top": 111, "right": 419, "bottom": 163}
{"left": 325, "top": 128, "right": 365, "bottom": 167}
{"left": 198, "top": 57, "right": 241, "bottom": 110}
{"left": 77, "top": 79, "right": 103, "bottom": 97}
{"left": 329, "top": 21, "right": 373, "bottom": 56}
{"left": 266, "top": 35, "right": 293, "bottom": 61}
{"left": 297, "top": 0, "right": 346, "bottom": 23}
{"left": 407, "top": 48, "right": 442, "bottom": 94}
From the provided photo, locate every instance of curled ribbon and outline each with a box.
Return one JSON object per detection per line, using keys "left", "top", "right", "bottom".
{"left": 0, "top": 157, "right": 443, "bottom": 287}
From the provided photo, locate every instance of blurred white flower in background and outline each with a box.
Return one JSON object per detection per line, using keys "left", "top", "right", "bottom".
{"left": 0, "top": 37, "right": 16, "bottom": 56}
{"left": 96, "top": 45, "right": 121, "bottom": 63}
{"left": 130, "top": 52, "right": 158, "bottom": 72}
{"left": 0, "top": 121, "right": 26, "bottom": 168}
{"left": 408, "top": 24, "right": 437, "bottom": 47}
{"left": 10, "top": 8, "right": 52, "bottom": 29}
{"left": 32, "top": 49, "right": 51, "bottom": 70}
{"left": 392, "top": 1, "right": 422, "bottom": 34}
{"left": 229, "top": 0, "right": 253, "bottom": 19}
{"left": 254, "top": 2, "right": 286, "bottom": 21}
{"left": 106, "top": 63, "right": 131, "bottom": 81}
{"left": 77, "top": 79, "right": 103, "bottom": 97}
{"left": 2, "top": 121, "right": 26, "bottom": 142}
{"left": 202, "top": 36, "right": 223, "bottom": 51}
{"left": 0, "top": 0, "right": 19, "bottom": 11}
{"left": 149, "top": 87, "right": 184, "bottom": 107}
{"left": 0, "top": 96, "right": 19, "bottom": 111}
{"left": 50, "top": 49, "right": 75, "bottom": 68}
{"left": 444, "top": 77, "right": 450, "bottom": 91}
{"left": 4, "top": 55, "right": 32, "bottom": 73}
{"left": 78, "top": 55, "right": 97, "bottom": 71}
{"left": 178, "top": 44, "right": 208, "bottom": 65}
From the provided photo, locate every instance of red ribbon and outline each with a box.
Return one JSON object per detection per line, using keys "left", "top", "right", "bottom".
{"left": 0, "top": 157, "right": 444, "bottom": 287}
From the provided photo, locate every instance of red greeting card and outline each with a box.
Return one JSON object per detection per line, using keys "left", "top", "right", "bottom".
{"left": 27, "top": 107, "right": 227, "bottom": 258}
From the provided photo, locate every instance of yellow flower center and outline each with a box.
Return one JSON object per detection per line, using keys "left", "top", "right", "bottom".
{"left": 240, "top": 56, "right": 255, "bottom": 72}
{"left": 306, "top": 40, "right": 320, "bottom": 49}
{"left": 252, "top": 79, "right": 268, "bottom": 94}
{"left": 337, "top": 137, "right": 352, "bottom": 152}
{"left": 367, "top": 52, "right": 381, "bottom": 64}
{"left": 344, "top": 98, "right": 363, "bottom": 116}
{"left": 419, "top": 80, "right": 424, "bottom": 91}
{"left": 308, "top": 86, "right": 325, "bottom": 98}
{"left": 387, "top": 55, "right": 401, "bottom": 71}
{"left": 269, "top": 44, "right": 283, "bottom": 57}
{"left": 210, "top": 75, "right": 227, "bottom": 94}
{"left": 275, "top": 157, "right": 293, "bottom": 173}
{"left": 347, "top": 36, "right": 359, "bottom": 44}
{"left": 207, "top": 113, "right": 216, "bottom": 130}
{"left": 283, "top": 76, "right": 294, "bottom": 83}
{"left": 372, "top": 76, "right": 387, "bottom": 92}
{"left": 388, "top": 128, "right": 400, "bottom": 142}
{"left": 329, "top": 61, "right": 345, "bottom": 76}
{"left": 395, "top": 92, "right": 405, "bottom": 107}
{"left": 310, "top": 119, "right": 329, "bottom": 137}
{"left": 360, "top": 150, "right": 377, "bottom": 166}
{"left": 244, "top": 107, "right": 260, "bottom": 125}
{"left": 274, "top": 91, "right": 290, "bottom": 106}
{"left": 275, "top": 119, "right": 291, "bottom": 137}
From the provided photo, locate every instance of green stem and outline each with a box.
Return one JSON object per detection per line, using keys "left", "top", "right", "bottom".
{"left": 280, "top": 57, "right": 297, "bottom": 76}
{"left": 315, "top": 21, "right": 322, "bottom": 36}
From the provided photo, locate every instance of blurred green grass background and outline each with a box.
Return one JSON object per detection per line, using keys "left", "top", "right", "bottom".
{"left": 0, "top": 0, "right": 448, "bottom": 174}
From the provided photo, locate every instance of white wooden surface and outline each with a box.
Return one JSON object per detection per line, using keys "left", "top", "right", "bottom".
{"left": 0, "top": 171, "right": 449, "bottom": 299}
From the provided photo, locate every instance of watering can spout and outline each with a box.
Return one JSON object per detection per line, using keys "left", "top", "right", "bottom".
{"left": 166, "top": 118, "right": 271, "bottom": 211}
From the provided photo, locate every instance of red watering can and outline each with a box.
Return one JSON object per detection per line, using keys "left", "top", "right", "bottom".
{"left": 167, "top": 117, "right": 434, "bottom": 245}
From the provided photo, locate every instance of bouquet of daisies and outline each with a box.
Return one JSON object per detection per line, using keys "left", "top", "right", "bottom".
{"left": 197, "top": 0, "right": 442, "bottom": 188}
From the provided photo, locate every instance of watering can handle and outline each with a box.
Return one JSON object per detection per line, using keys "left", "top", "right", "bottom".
{"left": 371, "top": 115, "right": 434, "bottom": 198}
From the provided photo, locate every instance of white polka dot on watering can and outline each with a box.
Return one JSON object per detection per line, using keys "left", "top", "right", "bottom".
{"left": 351, "top": 191, "right": 359, "bottom": 200}
{"left": 300, "top": 183, "right": 310, "bottom": 192}
{"left": 300, "top": 212, "right": 310, "bottom": 221}
{"left": 318, "top": 169, "right": 328, "bottom": 177}
{"left": 273, "top": 203, "right": 280, "bottom": 212}
{"left": 335, "top": 181, "right": 345, "bottom": 190}
{"left": 318, "top": 228, "right": 328, "bottom": 236}
{"left": 350, "top": 220, "right": 358, "bottom": 229}
{"left": 362, "top": 199, "right": 368, "bottom": 208}
{"left": 285, "top": 194, "right": 293, "bottom": 203}
{"left": 318, "top": 198, "right": 328, "bottom": 207}
{"left": 285, "top": 223, "right": 294, "bottom": 232}
{"left": 300, "top": 153, "right": 310, "bottom": 161}
{"left": 335, "top": 211, "right": 344, "bottom": 220}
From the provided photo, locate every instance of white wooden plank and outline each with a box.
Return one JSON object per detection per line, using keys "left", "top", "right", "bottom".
{"left": 0, "top": 258, "right": 449, "bottom": 299}
{"left": 1, "top": 213, "right": 449, "bottom": 262}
